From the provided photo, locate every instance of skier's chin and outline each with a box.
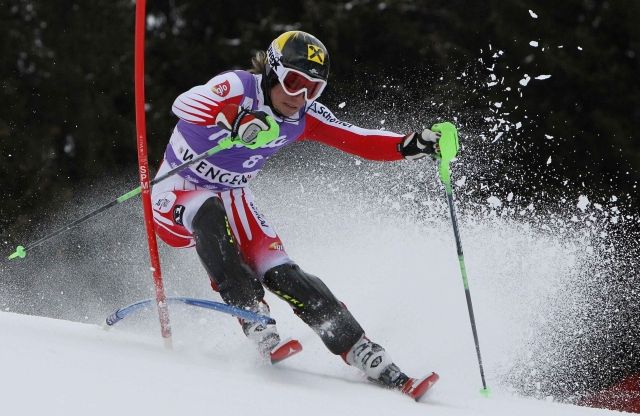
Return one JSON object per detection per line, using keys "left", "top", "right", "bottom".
{"left": 278, "top": 103, "right": 301, "bottom": 117}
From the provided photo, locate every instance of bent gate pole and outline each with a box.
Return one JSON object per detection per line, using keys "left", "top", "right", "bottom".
{"left": 134, "top": 0, "right": 172, "bottom": 345}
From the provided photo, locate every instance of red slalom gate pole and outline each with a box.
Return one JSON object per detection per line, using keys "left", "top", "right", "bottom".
{"left": 134, "top": 0, "right": 172, "bottom": 346}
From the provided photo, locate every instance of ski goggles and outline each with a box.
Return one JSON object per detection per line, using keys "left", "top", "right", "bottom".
{"left": 278, "top": 68, "right": 327, "bottom": 101}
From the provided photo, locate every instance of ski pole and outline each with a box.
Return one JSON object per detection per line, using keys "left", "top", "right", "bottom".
{"left": 432, "top": 122, "right": 490, "bottom": 397}
{"left": 7, "top": 118, "right": 280, "bottom": 260}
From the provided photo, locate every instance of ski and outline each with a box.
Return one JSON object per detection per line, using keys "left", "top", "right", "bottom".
{"left": 368, "top": 370, "right": 439, "bottom": 401}
{"left": 269, "top": 338, "right": 303, "bottom": 364}
{"left": 400, "top": 372, "right": 440, "bottom": 401}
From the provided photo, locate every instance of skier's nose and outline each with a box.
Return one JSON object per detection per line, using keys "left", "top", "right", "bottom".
{"left": 290, "top": 91, "right": 305, "bottom": 107}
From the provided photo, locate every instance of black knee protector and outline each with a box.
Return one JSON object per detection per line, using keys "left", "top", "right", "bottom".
{"left": 263, "top": 263, "right": 364, "bottom": 354}
{"left": 192, "top": 197, "right": 264, "bottom": 308}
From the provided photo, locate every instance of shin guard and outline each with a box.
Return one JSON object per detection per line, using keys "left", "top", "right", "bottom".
{"left": 263, "top": 263, "right": 364, "bottom": 354}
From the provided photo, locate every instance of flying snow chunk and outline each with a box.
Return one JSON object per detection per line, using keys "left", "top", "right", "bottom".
{"left": 487, "top": 196, "right": 502, "bottom": 208}
{"left": 519, "top": 74, "right": 531, "bottom": 86}
{"left": 507, "top": 192, "right": 514, "bottom": 202}
{"left": 535, "top": 75, "right": 552, "bottom": 80}
{"left": 515, "top": 122, "right": 522, "bottom": 129}
{"left": 338, "top": 102, "right": 346, "bottom": 109}
{"left": 547, "top": 156, "right": 552, "bottom": 165}
{"left": 529, "top": 9, "right": 538, "bottom": 18}
{"left": 529, "top": 41, "right": 539, "bottom": 47}
{"left": 494, "top": 102, "right": 503, "bottom": 108}
{"left": 577, "top": 195, "right": 590, "bottom": 212}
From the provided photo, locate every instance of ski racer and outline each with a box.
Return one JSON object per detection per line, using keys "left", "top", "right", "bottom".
{"left": 151, "top": 30, "right": 456, "bottom": 399}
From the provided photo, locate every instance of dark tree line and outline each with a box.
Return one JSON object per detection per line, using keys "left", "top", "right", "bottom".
{"left": 2, "top": 0, "right": 638, "bottom": 233}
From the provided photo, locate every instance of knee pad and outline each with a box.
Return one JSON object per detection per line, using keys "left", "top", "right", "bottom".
{"left": 263, "top": 263, "right": 364, "bottom": 354}
{"left": 192, "top": 197, "right": 264, "bottom": 308}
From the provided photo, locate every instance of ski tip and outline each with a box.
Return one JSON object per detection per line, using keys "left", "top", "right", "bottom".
{"left": 480, "top": 387, "right": 491, "bottom": 398}
{"left": 270, "top": 338, "right": 303, "bottom": 364}
{"left": 403, "top": 372, "right": 440, "bottom": 401}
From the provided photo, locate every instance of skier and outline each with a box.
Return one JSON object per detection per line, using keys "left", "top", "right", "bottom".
{"left": 151, "top": 30, "right": 456, "bottom": 400}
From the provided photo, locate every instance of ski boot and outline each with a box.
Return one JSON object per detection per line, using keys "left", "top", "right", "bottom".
{"left": 239, "top": 301, "right": 302, "bottom": 364}
{"left": 343, "top": 335, "right": 439, "bottom": 401}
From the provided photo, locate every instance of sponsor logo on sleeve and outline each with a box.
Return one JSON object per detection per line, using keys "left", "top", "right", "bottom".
{"left": 309, "top": 102, "right": 353, "bottom": 128}
{"left": 212, "top": 80, "right": 231, "bottom": 97}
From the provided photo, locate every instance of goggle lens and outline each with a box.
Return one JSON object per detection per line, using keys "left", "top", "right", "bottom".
{"left": 281, "top": 69, "right": 326, "bottom": 100}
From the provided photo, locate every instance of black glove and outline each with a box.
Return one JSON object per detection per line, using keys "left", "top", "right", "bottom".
{"left": 399, "top": 128, "right": 440, "bottom": 160}
{"left": 215, "top": 104, "right": 272, "bottom": 145}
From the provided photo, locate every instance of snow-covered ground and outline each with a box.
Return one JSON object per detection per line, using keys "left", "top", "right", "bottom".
{"left": 0, "top": 310, "right": 619, "bottom": 416}
{"left": 0, "top": 159, "right": 624, "bottom": 414}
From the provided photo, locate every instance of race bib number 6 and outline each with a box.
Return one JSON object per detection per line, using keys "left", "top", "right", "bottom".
{"left": 243, "top": 155, "right": 264, "bottom": 169}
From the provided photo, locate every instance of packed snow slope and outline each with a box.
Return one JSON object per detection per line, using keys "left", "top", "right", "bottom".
{"left": 1, "top": 146, "right": 632, "bottom": 415}
{"left": 0, "top": 311, "right": 620, "bottom": 416}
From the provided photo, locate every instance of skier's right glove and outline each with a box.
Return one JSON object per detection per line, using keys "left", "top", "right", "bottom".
{"left": 431, "top": 121, "right": 459, "bottom": 162}
{"left": 400, "top": 123, "right": 460, "bottom": 161}
{"left": 399, "top": 128, "right": 441, "bottom": 160}
{"left": 215, "top": 104, "right": 278, "bottom": 148}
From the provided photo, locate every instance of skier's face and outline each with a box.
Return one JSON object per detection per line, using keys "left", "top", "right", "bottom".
{"left": 270, "top": 84, "right": 306, "bottom": 117}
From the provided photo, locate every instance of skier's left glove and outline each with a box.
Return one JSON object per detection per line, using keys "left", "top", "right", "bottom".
{"left": 215, "top": 103, "right": 278, "bottom": 148}
{"left": 399, "top": 128, "right": 441, "bottom": 160}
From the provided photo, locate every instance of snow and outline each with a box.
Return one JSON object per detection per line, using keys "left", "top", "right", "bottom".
{"left": 487, "top": 195, "right": 503, "bottom": 208}
{"left": 529, "top": 41, "right": 539, "bottom": 47}
{"left": 577, "top": 195, "right": 591, "bottom": 212}
{"left": 0, "top": 192, "right": 625, "bottom": 415}
{"left": 0, "top": 305, "right": 620, "bottom": 416}
{"left": 0, "top": 157, "right": 629, "bottom": 415}
{"left": 529, "top": 10, "right": 538, "bottom": 19}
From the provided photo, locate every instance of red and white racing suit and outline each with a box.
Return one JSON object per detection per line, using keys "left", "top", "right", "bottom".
{"left": 152, "top": 70, "right": 404, "bottom": 277}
